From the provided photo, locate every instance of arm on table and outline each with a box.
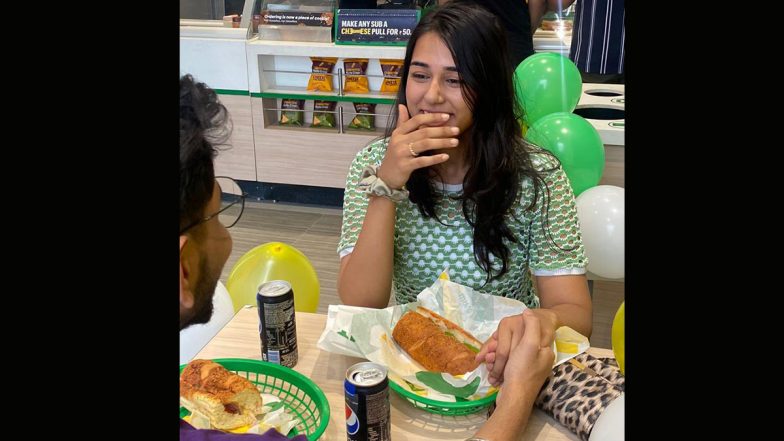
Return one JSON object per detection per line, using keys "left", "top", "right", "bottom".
{"left": 477, "top": 274, "right": 591, "bottom": 386}
{"left": 534, "top": 273, "right": 593, "bottom": 341}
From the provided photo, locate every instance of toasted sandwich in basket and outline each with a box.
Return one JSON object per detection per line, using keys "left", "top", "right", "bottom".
{"left": 392, "top": 306, "right": 483, "bottom": 376}
{"left": 179, "top": 359, "right": 264, "bottom": 430}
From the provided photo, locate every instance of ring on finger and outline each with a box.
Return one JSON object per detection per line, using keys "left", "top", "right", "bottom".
{"left": 408, "top": 142, "right": 418, "bottom": 157}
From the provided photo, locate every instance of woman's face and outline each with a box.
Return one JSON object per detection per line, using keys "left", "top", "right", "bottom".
{"left": 405, "top": 32, "right": 473, "bottom": 134}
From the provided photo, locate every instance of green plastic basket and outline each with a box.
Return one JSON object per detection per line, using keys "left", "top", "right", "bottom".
{"left": 179, "top": 358, "right": 330, "bottom": 440}
{"left": 389, "top": 380, "right": 497, "bottom": 416}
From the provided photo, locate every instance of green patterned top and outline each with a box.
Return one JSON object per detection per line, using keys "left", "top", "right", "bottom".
{"left": 338, "top": 138, "right": 588, "bottom": 306}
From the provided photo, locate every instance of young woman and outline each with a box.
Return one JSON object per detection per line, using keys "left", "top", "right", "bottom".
{"left": 337, "top": 2, "right": 592, "bottom": 343}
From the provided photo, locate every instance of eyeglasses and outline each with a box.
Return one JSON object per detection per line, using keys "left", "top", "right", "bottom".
{"left": 180, "top": 176, "right": 247, "bottom": 235}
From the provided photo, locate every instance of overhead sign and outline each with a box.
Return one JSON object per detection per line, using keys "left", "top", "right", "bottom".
{"left": 261, "top": 10, "right": 334, "bottom": 27}
{"left": 336, "top": 9, "right": 420, "bottom": 45}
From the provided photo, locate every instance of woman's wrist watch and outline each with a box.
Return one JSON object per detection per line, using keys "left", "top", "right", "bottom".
{"left": 357, "top": 164, "right": 409, "bottom": 203}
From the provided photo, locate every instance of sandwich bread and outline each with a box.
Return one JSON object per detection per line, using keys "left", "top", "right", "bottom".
{"left": 179, "top": 359, "right": 263, "bottom": 430}
{"left": 392, "top": 306, "right": 482, "bottom": 375}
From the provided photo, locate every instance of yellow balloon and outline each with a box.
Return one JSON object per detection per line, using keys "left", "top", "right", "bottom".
{"left": 611, "top": 301, "right": 624, "bottom": 375}
{"left": 226, "top": 242, "right": 320, "bottom": 313}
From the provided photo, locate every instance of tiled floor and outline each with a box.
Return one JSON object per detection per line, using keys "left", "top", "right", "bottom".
{"left": 221, "top": 200, "right": 624, "bottom": 349}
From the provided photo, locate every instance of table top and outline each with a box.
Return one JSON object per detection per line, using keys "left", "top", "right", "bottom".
{"left": 194, "top": 307, "right": 614, "bottom": 441}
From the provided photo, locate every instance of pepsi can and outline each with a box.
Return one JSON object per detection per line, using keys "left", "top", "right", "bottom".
{"left": 257, "top": 280, "right": 298, "bottom": 368}
{"left": 344, "top": 362, "right": 391, "bottom": 441}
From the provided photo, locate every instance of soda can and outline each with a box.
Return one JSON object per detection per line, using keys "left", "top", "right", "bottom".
{"left": 257, "top": 280, "right": 298, "bottom": 368}
{"left": 344, "top": 362, "right": 390, "bottom": 441}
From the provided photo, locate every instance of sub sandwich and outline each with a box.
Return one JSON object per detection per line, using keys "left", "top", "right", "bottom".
{"left": 392, "top": 306, "right": 483, "bottom": 375}
{"left": 179, "top": 359, "right": 264, "bottom": 430}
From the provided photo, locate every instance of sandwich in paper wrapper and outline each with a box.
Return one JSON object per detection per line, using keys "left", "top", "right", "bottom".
{"left": 317, "top": 272, "right": 590, "bottom": 403}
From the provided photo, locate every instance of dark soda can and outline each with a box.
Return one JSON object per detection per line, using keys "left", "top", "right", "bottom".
{"left": 257, "top": 280, "right": 298, "bottom": 368}
{"left": 344, "top": 362, "right": 390, "bottom": 441}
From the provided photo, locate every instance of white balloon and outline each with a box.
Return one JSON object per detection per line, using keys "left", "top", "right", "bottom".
{"left": 588, "top": 393, "right": 624, "bottom": 441}
{"left": 576, "top": 185, "right": 624, "bottom": 279}
{"left": 179, "top": 281, "right": 236, "bottom": 365}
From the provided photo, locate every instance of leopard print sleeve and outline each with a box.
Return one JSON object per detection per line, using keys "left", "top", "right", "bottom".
{"left": 535, "top": 353, "right": 624, "bottom": 441}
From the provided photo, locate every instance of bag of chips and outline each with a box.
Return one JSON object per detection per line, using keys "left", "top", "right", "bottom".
{"left": 307, "top": 57, "right": 338, "bottom": 92}
{"left": 279, "top": 99, "right": 305, "bottom": 126}
{"left": 349, "top": 102, "right": 376, "bottom": 130}
{"left": 380, "top": 59, "right": 404, "bottom": 94}
{"left": 311, "top": 100, "right": 337, "bottom": 128}
{"left": 343, "top": 58, "right": 369, "bottom": 93}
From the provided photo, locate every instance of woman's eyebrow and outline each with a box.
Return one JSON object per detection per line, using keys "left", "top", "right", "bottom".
{"left": 411, "top": 60, "right": 457, "bottom": 71}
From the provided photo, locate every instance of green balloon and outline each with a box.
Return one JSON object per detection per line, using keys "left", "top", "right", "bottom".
{"left": 525, "top": 112, "right": 605, "bottom": 196}
{"left": 514, "top": 53, "right": 583, "bottom": 125}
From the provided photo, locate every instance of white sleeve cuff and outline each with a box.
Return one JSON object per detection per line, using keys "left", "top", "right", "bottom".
{"left": 338, "top": 246, "right": 355, "bottom": 259}
{"left": 532, "top": 267, "right": 587, "bottom": 276}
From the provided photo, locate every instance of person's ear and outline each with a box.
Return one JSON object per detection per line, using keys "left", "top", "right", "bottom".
{"left": 180, "top": 235, "right": 195, "bottom": 309}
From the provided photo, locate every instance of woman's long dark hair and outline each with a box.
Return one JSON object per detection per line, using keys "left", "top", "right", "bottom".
{"left": 386, "top": 2, "right": 557, "bottom": 285}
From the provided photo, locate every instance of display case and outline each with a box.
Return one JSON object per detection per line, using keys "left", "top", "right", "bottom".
{"left": 256, "top": 53, "right": 398, "bottom": 129}
{"left": 246, "top": 40, "right": 406, "bottom": 187}
{"left": 533, "top": 8, "right": 574, "bottom": 56}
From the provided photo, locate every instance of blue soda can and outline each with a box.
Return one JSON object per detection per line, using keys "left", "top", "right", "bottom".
{"left": 256, "top": 280, "right": 298, "bottom": 367}
{"left": 344, "top": 362, "right": 390, "bottom": 441}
